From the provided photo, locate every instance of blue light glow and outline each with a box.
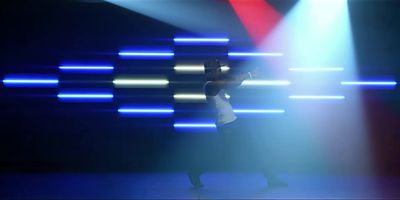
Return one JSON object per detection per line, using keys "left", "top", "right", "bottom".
{"left": 289, "top": 67, "right": 344, "bottom": 72}
{"left": 233, "top": 109, "right": 285, "bottom": 114}
{"left": 174, "top": 37, "right": 229, "bottom": 44}
{"left": 118, "top": 51, "right": 174, "bottom": 59}
{"left": 341, "top": 81, "right": 397, "bottom": 86}
{"left": 3, "top": 79, "right": 59, "bottom": 84}
{"left": 174, "top": 123, "right": 216, "bottom": 128}
{"left": 228, "top": 52, "right": 283, "bottom": 57}
{"left": 118, "top": 107, "right": 174, "bottom": 117}
{"left": 58, "top": 92, "right": 113, "bottom": 102}
{"left": 104, "top": 0, "right": 245, "bottom": 36}
{"left": 241, "top": 80, "right": 291, "bottom": 86}
{"left": 3, "top": 75, "right": 58, "bottom": 87}
{"left": 289, "top": 95, "right": 345, "bottom": 100}
{"left": 59, "top": 65, "right": 114, "bottom": 73}
{"left": 253, "top": 0, "right": 373, "bottom": 173}
{"left": 118, "top": 108, "right": 174, "bottom": 113}
{"left": 58, "top": 94, "right": 114, "bottom": 98}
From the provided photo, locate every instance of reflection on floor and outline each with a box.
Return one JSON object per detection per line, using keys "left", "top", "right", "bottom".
{"left": 1, "top": 172, "right": 400, "bottom": 199}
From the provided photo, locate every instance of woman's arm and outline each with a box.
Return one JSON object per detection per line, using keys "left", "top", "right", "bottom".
{"left": 204, "top": 71, "right": 255, "bottom": 96}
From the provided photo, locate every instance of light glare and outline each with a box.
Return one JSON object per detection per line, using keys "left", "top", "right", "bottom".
{"left": 289, "top": 95, "right": 345, "bottom": 100}
{"left": 228, "top": 52, "right": 283, "bottom": 57}
{"left": 241, "top": 80, "right": 291, "bottom": 86}
{"left": 234, "top": 109, "right": 285, "bottom": 113}
{"left": 341, "top": 81, "right": 397, "bottom": 86}
{"left": 289, "top": 67, "right": 344, "bottom": 72}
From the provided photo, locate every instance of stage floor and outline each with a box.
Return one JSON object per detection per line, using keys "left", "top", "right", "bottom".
{"left": 1, "top": 172, "right": 399, "bottom": 199}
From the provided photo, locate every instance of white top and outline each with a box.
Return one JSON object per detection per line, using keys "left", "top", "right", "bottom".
{"left": 204, "top": 82, "right": 237, "bottom": 126}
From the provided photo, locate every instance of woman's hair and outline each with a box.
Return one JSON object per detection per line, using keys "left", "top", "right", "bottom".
{"left": 204, "top": 59, "right": 221, "bottom": 74}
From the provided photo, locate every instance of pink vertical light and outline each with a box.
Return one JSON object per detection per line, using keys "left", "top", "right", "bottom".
{"left": 228, "top": 0, "right": 281, "bottom": 45}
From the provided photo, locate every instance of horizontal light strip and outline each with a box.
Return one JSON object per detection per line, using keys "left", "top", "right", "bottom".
{"left": 174, "top": 65, "right": 204, "bottom": 73}
{"left": 174, "top": 123, "right": 216, "bottom": 128}
{"left": 3, "top": 79, "right": 59, "bottom": 84}
{"left": 118, "top": 108, "right": 174, "bottom": 113}
{"left": 242, "top": 80, "right": 291, "bottom": 86}
{"left": 221, "top": 66, "right": 230, "bottom": 71}
{"left": 174, "top": 38, "right": 229, "bottom": 43}
{"left": 174, "top": 65, "right": 229, "bottom": 73}
{"left": 59, "top": 66, "right": 114, "bottom": 70}
{"left": 228, "top": 52, "right": 283, "bottom": 57}
{"left": 174, "top": 94, "right": 205, "bottom": 100}
{"left": 174, "top": 93, "right": 230, "bottom": 100}
{"left": 289, "top": 95, "right": 345, "bottom": 100}
{"left": 289, "top": 67, "right": 344, "bottom": 72}
{"left": 57, "top": 93, "right": 114, "bottom": 99}
{"left": 341, "top": 81, "right": 397, "bottom": 86}
{"left": 233, "top": 109, "right": 285, "bottom": 113}
{"left": 113, "top": 79, "right": 169, "bottom": 86}
{"left": 118, "top": 52, "right": 174, "bottom": 57}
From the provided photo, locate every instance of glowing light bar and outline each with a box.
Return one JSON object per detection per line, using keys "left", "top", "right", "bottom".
{"left": 59, "top": 65, "right": 114, "bottom": 72}
{"left": 174, "top": 123, "right": 216, "bottom": 128}
{"left": 118, "top": 108, "right": 174, "bottom": 113}
{"left": 174, "top": 65, "right": 204, "bottom": 73}
{"left": 234, "top": 109, "right": 285, "bottom": 113}
{"left": 174, "top": 65, "right": 229, "bottom": 73}
{"left": 228, "top": 52, "right": 283, "bottom": 57}
{"left": 118, "top": 52, "right": 174, "bottom": 57}
{"left": 174, "top": 94, "right": 206, "bottom": 100}
{"left": 241, "top": 80, "right": 291, "bottom": 86}
{"left": 174, "top": 93, "right": 230, "bottom": 101}
{"left": 289, "top": 67, "right": 344, "bottom": 72}
{"left": 220, "top": 66, "right": 230, "bottom": 71}
{"left": 289, "top": 95, "right": 345, "bottom": 100}
{"left": 113, "top": 79, "right": 169, "bottom": 86}
{"left": 3, "top": 79, "right": 58, "bottom": 84}
{"left": 57, "top": 93, "right": 114, "bottom": 99}
{"left": 341, "top": 81, "right": 397, "bottom": 86}
{"left": 174, "top": 37, "right": 229, "bottom": 43}
{"left": 3, "top": 76, "right": 58, "bottom": 87}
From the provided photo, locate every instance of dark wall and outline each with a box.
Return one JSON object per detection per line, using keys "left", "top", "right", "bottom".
{"left": 0, "top": 0, "right": 187, "bottom": 172}
{"left": 349, "top": 0, "right": 400, "bottom": 175}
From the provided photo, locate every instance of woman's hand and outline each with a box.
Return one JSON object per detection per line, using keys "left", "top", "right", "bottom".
{"left": 250, "top": 67, "right": 261, "bottom": 79}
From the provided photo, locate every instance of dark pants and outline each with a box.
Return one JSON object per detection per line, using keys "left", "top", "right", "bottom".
{"left": 217, "top": 120, "right": 274, "bottom": 175}
{"left": 190, "top": 120, "right": 276, "bottom": 176}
